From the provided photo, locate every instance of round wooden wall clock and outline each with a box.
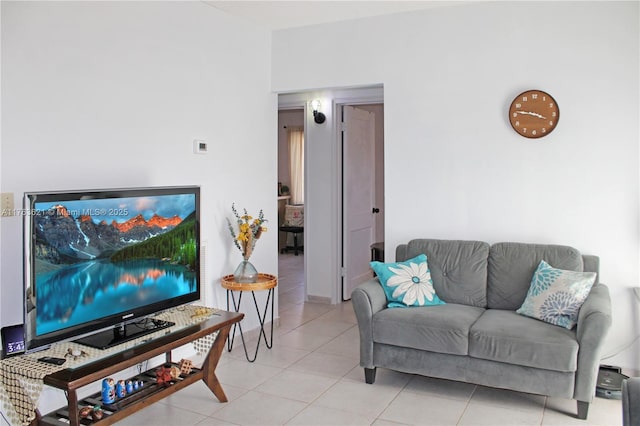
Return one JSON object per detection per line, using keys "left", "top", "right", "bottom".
{"left": 508, "top": 90, "right": 559, "bottom": 138}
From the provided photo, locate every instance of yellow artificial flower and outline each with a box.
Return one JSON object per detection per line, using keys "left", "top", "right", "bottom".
{"left": 227, "top": 204, "right": 268, "bottom": 260}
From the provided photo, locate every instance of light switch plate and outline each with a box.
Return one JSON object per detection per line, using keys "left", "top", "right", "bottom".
{"left": 1, "top": 193, "right": 14, "bottom": 216}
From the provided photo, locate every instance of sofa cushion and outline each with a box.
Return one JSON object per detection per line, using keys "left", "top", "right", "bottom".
{"left": 517, "top": 260, "right": 597, "bottom": 329}
{"left": 401, "top": 239, "right": 490, "bottom": 308}
{"left": 371, "top": 254, "right": 445, "bottom": 308}
{"left": 469, "top": 309, "right": 579, "bottom": 372}
{"left": 487, "top": 242, "right": 584, "bottom": 310}
{"left": 372, "top": 303, "right": 485, "bottom": 355}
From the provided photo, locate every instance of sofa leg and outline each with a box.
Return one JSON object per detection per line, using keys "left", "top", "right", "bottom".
{"left": 364, "top": 368, "right": 376, "bottom": 384}
{"left": 577, "top": 401, "right": 589, "bottom": 420}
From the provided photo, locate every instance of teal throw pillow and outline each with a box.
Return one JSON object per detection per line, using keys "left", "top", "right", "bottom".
{"left": 516, "top": 260, "right": 596, "bottom": 329}
{"left": 371, "top": 254, "right": 445, "bottom": 308}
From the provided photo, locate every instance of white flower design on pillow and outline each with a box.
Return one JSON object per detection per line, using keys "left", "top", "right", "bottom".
{"left": 540, "top": 291, "right": 578, "bottom": 328}
{"left": 387, "top": 261, "right": 436, "bottom": 306}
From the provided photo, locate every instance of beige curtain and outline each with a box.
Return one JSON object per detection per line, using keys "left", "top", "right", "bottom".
{"left": 288, "top": 127, "right": 304, "bottom": 204}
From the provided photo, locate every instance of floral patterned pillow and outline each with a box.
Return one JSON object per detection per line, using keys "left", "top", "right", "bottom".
{"left": 371, "top": 254, "right": 445, "bottom": 308}
{"left": 516, "top": 260, "right": 597, "bottom": 329}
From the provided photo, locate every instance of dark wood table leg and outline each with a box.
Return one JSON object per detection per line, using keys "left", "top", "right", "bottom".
{"left": 68, "top": 390, "right": 80, "bottom": 426}
{"left": 202, "top": 324, "right": 231, "bottom": 402}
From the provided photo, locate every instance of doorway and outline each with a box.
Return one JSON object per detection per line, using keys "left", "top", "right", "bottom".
{"left": 277, "top": 108, "right": 306, "bottom": 312}
{"left": 278, "top": 86, "right": 383, "bottom": 307}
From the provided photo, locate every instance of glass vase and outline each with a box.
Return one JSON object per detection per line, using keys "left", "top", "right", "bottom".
{"left": 233, "top": 259, "right": 258, "bottom": 283}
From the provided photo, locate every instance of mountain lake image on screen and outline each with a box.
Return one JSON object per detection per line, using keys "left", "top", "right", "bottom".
{"left": 23, "top": 187, "right": 200, "bottom": 350}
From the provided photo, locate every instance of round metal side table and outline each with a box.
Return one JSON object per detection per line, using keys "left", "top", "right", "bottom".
{"left": 220, "top": 273, "right": 277, "bottom": 362}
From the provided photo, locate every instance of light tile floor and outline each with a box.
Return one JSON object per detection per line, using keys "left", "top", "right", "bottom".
{"left": 118, "top": 254, "right": 622, "bottom": 425}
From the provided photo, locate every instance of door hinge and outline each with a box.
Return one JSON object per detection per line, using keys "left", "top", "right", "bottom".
{"left": 340, "top": 121, "right": 347, "bottom": 132}
{"left": 341, "top": 267, "right": 347, "bottom": 277}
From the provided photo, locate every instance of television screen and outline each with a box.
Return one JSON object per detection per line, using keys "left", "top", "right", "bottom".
{"left": 23, "top": 186, "right": 200, "bottom": 351}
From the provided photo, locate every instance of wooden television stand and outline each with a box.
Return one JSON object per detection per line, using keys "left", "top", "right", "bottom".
{"left": 40, "top": 310, "right": 243, "bottom": 426}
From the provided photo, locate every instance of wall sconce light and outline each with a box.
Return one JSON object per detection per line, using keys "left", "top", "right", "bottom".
{"left": 311, "top": 99, "right": 326, "bottom": 124}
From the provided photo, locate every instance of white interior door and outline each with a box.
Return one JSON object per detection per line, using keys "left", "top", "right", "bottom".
{"left": 342, "top": 105, "right": 375, "bottom": 300}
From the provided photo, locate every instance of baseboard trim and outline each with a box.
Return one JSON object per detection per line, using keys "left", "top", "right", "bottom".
{"left": 307, "top": 295, "right": 332, "bottom": 304}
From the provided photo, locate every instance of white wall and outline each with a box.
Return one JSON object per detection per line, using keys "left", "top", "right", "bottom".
{"left": 272, "top": 2, "right": 640, "bottom": 370}
{"left": 0, "top": 2, "right": 3, "bottom": 327}
{"left": 1, "top": 2, "right": 277, "bottom": 338}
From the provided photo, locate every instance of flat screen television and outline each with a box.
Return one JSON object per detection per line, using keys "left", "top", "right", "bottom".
{"left": 23, "top": 186, "right": 201, "bottom": 351}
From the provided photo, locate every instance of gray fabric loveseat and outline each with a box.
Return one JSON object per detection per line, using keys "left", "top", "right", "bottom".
{"left": 352, "top": 239, "right": 612, "bottom": 419}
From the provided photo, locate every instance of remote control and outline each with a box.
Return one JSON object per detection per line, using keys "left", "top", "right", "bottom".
{"left": 38, "top": 356, "right": 66, "bottom": 365}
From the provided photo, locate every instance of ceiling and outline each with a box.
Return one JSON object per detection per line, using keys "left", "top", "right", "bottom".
{"left": 204, "top": 1, "right": 472, "bottom": 30}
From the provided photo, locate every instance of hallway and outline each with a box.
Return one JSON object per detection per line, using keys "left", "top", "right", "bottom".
{"left": 278, "top": 252, "right": 305, "bottom": 306}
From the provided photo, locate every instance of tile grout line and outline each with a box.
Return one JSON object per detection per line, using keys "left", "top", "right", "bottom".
{"left": 371, "top": 373, "right": 414, "bottom": 425}
{"left": 456, "top": 384, "right": 478, "bottom": 425}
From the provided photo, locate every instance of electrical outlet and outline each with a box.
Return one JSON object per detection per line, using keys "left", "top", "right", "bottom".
{"left": 1, "top": 192, "right": 15, "bottom": 216}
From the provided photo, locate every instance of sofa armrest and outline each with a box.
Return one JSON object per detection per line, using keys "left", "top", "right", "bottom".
{"left": 573, "top": 283, "right": 612, "bottom": 402}
{"left": 351, "top": 279, "right": 387, "bottom": 368}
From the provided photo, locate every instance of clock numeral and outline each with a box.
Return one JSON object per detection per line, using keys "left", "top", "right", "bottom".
{"left": 531, "top": 94, "right": 538, "bottom": 100}
{"left": 522, "top": 128, "right": 527, "bottom": 133}
{"left": 549, "top": 121, "right": 554, "bottom": 126}
{"left": 542, "top": 128, "right": 546, "bottom": 133}
{"left": 515, "top": 103, "right": 522, "bottom": 108}
{"left": 512, "top": 113, "right": 518, "bottom": 118}
{"left": 552, "top": 112, "right": 557, "bottom": 117}
{"left": 515, "top": 121, "right": 520, "bottom": 127}
{"left": 532, "top": 130, "right": 537, "bottom": 135}
{"left": 522, "top": 96, "right": 528, "bottom": 102}
{"left": 549, "top": 103, "right": 554, "bottom": 108}
{"left": 542, "top": 96, "right": 547, "bottom": 101}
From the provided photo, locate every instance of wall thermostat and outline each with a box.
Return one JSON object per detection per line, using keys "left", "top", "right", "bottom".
{"left": 193, "top": 139, "right": 208, "bottom": 154}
